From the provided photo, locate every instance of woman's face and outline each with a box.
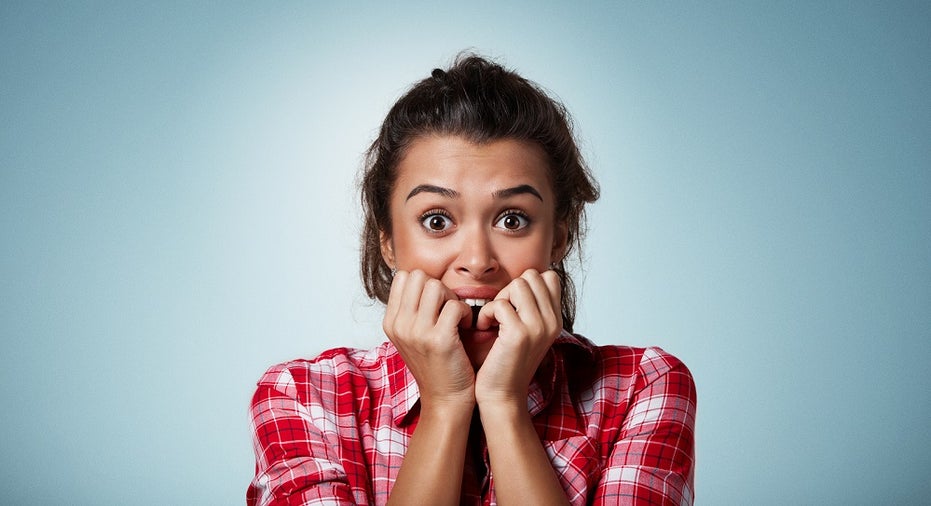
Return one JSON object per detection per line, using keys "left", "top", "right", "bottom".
{"left": 381, "top": 135, "right": 566, "bottom": 365}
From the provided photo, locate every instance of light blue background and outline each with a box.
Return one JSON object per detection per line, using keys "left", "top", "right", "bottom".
{"left": 2, "top": 2, "right": 929, "bottom": 504}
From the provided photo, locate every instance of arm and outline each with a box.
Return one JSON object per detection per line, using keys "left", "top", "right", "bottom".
{"left": 385, "top": 399, "right": 473, "bottom": 504}
{"left": 478, "top": 402, "right": 570, "bottom": 506}
{"left": 382, "top": 270, "right": 476, "bottom": 505}
{"left": 594, "top": 350, "right": 697, "bottom": 505}
{"left": 475, "top": 269, "right": 570, "bottom": 505}
{"left": 247, "top": 366, "right": 358, "bottom": 506}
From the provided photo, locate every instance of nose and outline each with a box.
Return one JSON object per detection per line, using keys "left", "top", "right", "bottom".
{"left": 455, "top": 226, "right": 499, "bottom": 278}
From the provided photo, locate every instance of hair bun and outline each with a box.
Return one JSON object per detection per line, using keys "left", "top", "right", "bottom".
{"left": 431, "top": 68, "right": 446, "bottom": 80}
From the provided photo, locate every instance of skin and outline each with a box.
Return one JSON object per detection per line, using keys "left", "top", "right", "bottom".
{"left": 380, "top": 135, "right": 571, "bottom": 505}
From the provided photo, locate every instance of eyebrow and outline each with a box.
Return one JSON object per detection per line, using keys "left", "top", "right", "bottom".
{"left": 405, "top": 184, "right": 460, "bottom": 201}
{"left": 493, "top": 184, "right": 543, "bottom": 201}
{"left": 405, "top": 183, "right": 543, "bottom": 202}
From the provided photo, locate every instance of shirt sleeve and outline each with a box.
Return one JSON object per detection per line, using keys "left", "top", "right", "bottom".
{"left": 247, "top": 363, "right": 360, "bottom": 506}
{"left": 593, "top": 348, "right": 697, "bottom": 506}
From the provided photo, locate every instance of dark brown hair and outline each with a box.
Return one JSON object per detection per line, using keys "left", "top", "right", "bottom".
{"left": 360, "top": 54, "right": 599, "bottom": 331}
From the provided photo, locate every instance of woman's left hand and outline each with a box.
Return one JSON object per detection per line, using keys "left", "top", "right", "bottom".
{"left": 473, "top": 268, "right": 562, "bottom": 408}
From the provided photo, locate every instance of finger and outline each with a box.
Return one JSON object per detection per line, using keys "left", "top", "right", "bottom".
{"left": 435, "top": 282, "right": 473, "bottom": 329}
{"left": 388, "top": 270, "right": 428, "bottom": 339}
{"left": 386, "top": 270, "right": 409, "bottom": 311}
{"left": 476, "top": 297, "right": 520, "bottom": 331}
{"left": 541, "top": 269, "right": 563, "bottom": 328}
{"left": 415, "top": 278, "right": 449, "bottom": 330}
{"left": 383, "top": 270, "right": 408, "bottom": 337}
{"left": 520, "top": 269, "right": 554, "bottom": 316}
{"left": 438, "top": 299, "right": 473, "bottom": 333}
{"left": 521, "top": 269, "right": 561, "bottom": 330}
{"left": 399, "top": 269, "right": 428, "bottom": 317}
{"left": 505, "top": 275, "right": 544, "bottom": 325}
{"left": 477, "top": 275, "right": 535, "bottom": 330}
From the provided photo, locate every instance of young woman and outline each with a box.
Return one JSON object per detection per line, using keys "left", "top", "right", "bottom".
{"left": 248, "top": 55, "right": 696, "bottom": 505}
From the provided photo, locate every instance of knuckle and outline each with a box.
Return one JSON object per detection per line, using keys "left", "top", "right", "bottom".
{"left": 544, "top": 313, "right": 560, "bottom": 332}
{"left": 424, "top": 278, "right": 444, "bottom": 293}
{"left": 511, "top": 277, "right": 529, "bottom": 290}
{"left": 542, "top": 269, "right": 560, "bottom": 284}
{"left": 529, "top": 321, "right": 545, "bottom": 336}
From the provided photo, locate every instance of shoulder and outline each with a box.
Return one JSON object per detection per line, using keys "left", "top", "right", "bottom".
{"left": 599, "top": 344, "right": 692, "bottom": 384}
{"left": 561, "top": 332, "right": 691, "bottom": 373}
{"left": 253, "top": 343, "right": 396, "bottom": 403}
{"left": 558, "top": 334, "right": 696, "bottom": 400}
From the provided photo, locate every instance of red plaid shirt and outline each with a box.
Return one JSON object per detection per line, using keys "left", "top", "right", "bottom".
{"left": 248, "top": 332, "right": 696, "bottom": 505}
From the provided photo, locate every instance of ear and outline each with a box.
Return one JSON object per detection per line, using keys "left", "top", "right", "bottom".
{"left": 379, "top": 230, "right": 396, "bottom": 268}
{"left": 551, "top": 221, "right": 569, "bottom": 263}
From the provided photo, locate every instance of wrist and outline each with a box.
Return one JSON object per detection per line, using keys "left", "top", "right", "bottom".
{"left": 420, "top": 393, "right": 476, "bottom": 421}
{"left": 474, "top": 384, "right": 527, "bottom": 410}
{"left": 476, "top": 396, "right": 529, "bottom": 426}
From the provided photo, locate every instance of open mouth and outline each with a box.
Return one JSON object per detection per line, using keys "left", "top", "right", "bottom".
{"left": 463, "top": 298, "right": 490, "bottom": 327}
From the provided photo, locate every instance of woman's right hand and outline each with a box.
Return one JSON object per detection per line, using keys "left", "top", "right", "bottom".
{"left": 382, "top": 269, "right": 476, "bottom": 410}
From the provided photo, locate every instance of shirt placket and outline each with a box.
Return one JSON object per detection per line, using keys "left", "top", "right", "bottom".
{"left": 481, "top": 444, "right": 493, "bottom": 506}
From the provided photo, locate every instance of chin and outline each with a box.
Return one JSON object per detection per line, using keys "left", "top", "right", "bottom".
{"left": 467, "top": 350, "right": 487, "bottom": 370}
{"left": 461, "top": 331, "right": 496, "bottom": 369}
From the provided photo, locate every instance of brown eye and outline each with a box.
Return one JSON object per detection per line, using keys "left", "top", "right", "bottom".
{"left": 495, "top": 212, "right": 529, "bottom": 231}
{"left": 429, "top": 216, "right": 446, "bottom": 230}
{"left": 421, "top": 213, "right": 452, "bottom": 232}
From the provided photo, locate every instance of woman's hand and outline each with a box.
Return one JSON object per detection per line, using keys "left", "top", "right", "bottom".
{"left": 382, "top": 269, "right": 476, "bottom": 410}
{"left": 473, "top": 269, "right": 562, "bottom": 408}
{"left": 471, "top": 269, "right": 570, "bottom": 506}
{"left": 383, "top": 271, "right": 477, "bottom": 505}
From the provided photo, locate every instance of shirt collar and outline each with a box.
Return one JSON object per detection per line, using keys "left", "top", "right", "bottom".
{"left": 527, "top": 330, "right": 595, "bottom": 416}
{"left": 386, "top": 330, "right": 594, "bottom": 427}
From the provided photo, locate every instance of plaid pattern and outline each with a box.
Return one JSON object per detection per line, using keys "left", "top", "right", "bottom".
{"left": 248, "top": 332, "right": 696, "bottom": 505}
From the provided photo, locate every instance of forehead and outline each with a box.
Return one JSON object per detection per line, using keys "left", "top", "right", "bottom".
{"left": 394, "top": 135, "right": 553, "bottom": 197}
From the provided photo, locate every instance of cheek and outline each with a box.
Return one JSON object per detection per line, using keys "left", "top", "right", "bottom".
{"left": 412, "top": 248, "right": 452, "bottom": 278}
{"left": 497, "top": 235, "right": 554, "bottom": 271}
{"left": 392, "top": 231, "right": 453, "bottom": 277}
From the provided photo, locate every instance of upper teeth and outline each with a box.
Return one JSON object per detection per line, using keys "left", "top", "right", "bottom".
{"left": 464, "top": 298, "right": 490, "bottom": 307}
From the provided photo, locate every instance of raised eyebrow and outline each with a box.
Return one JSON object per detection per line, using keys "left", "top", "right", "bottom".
{"left": 493, "top": 184, "right": 543, "bottom": 201}
{"left": 405, "top": 184, "right": 460, "bottom": 201}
